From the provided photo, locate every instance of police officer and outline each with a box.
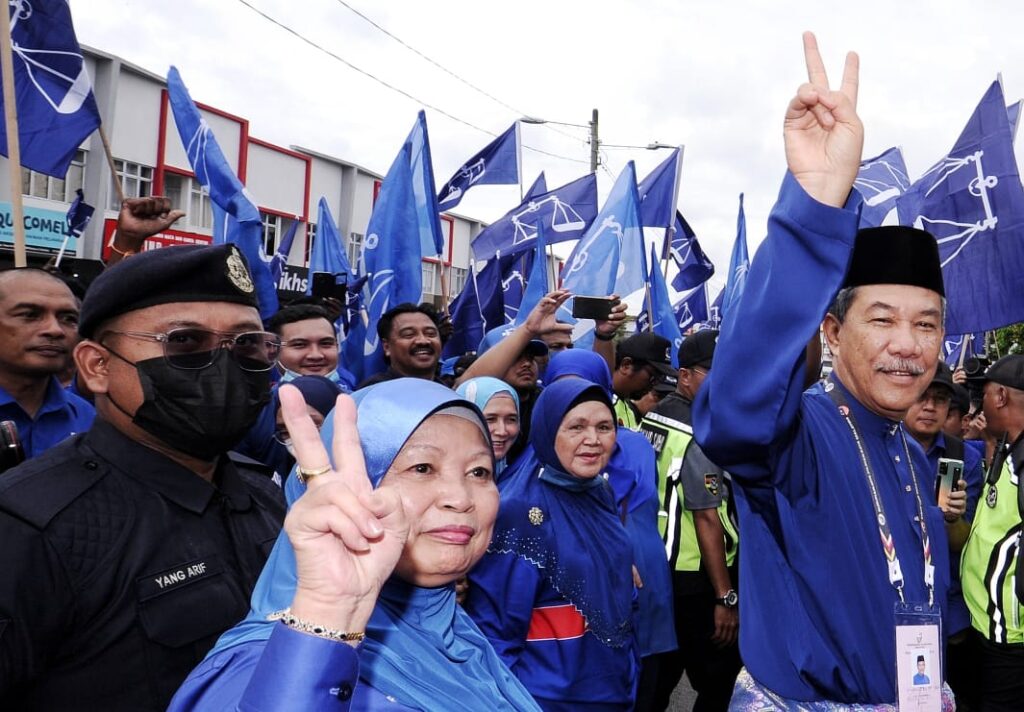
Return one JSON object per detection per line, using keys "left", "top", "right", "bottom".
{"left": 612, "top": 332, "right": 676, "bottom": 430}
{"left": 960, "top": 355, "right": 1024, "bottom": 711}
{"left": 639, "top": 329, "right": 740, "bottom": 711}
{"left": 0, "top": 244, "right": 286, "bottom": 710}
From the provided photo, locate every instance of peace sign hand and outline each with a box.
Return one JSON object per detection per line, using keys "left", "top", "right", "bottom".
{"left": 279, "top": 385, "right": 408, "bottom": 636}
{"left": 784, "top": 32, "right": 864, "bottom": 208}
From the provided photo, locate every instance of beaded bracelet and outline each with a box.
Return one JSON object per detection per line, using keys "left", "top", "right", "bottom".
{"left": 268, "top": 608, "right": 366, "bottom": 642}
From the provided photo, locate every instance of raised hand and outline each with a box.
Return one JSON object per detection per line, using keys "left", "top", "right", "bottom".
{"left": 524, "top": 289, "right": 573, "bottom": 338}
{"left": 280, "top": 385, "right": 408, "bottom": 636}
{"left": 595, "top": 295, "right": 626, "bottom": 339}
{"left": 784, "top": 32, "right": 864, "bottom": 208}
{"left": 111, "top": 197, "right": 186, "bottom": 255}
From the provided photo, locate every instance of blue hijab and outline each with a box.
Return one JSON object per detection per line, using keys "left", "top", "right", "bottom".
{"left": 209, "top": 378, "right": 539, "bottom": 712}
{"left": 543, "top": 350, "right": 657, "bottom": 511}
{"left": 455, "top": 377, "right": 520, "bottom": 476}
{"left": 491, "top": 378, "right": 635, "bottom": 647}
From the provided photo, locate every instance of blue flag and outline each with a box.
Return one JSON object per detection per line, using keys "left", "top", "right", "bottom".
{"left": 65, "top": 188, "right": 93, "bottom": 237}
{"left": 0, "top": 1, "right": 100, "bottom": 177}
{"left": 705, "top": 289, "right": 724, "bottom": 329}
{"left": 637, "top": 147, "right": 681, "bottom": 229}
{"left": 166, "top": 67, "right": 278, "bottom": 320}
{"left": 306, "top": 198, "right": 353, "bottom": 294}
{"left": 855, "top": 147, "right": 910, "bottom": 229}
{"left": 669, "top": 211, "right": 715, "bottom": 292}
{"left": 514, "top": 223, "right": 550, "bottom": 326}
{"left": 437, "top": 123, "right": 520, "bottom": 211}
{"left": 720, "top": 193, "right": 749, "bottom": 322}
{"left": 674, "top": 284, "right": 709, "bottom": 334}
{"left": 523, "top": 172, "right": 547, "bottom": 201}
{"left": 1008, "top": 100, "right": 1022, "bottom": 142}
{"left": 269, "top": 220, "right": 300, "bottom": 285}
{"left": 943, "top": 331, "right": 983, "bottom": 367}
{"left": 403, "top": 111, "right": 445, "bottom": 257}
{"left": 361, "top": 143, "right": 424, "bottom": 378}
{"left": 611, "top": 162, "right": 649, "bottom": 302}
{"left": 500, "top": 251, "right": 531, "bottom": 324}
{"left": 559, "top": 163, "right": 644, "bottom": 341}
{"left": 639, "top": 245, "right": 683, "bottom": 364}
{"left": 897, "top": 80, "right": 1024, "bottom": 333}
{"left": 471, "top": 173, "right": 598, "bottom": 260}
{"left": 443, "top": 259, "right": 504, "bottom": 358}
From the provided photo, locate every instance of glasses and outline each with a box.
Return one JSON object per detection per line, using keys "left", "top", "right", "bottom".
{"left": 105, "top": 328, "right": 282, "bottom": 371}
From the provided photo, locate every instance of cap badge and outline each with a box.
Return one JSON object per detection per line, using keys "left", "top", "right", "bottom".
{"left": 226, "top": 246, "right": 255, "bottom": 294}
{"left": 986, "top": 484, "right": 998, "bottom": 508}
{"left": 528, "top": 506, "right": 544, "bottom": 526}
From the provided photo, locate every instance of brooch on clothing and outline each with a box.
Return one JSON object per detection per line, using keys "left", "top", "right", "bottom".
{"left": 528, "top": 506, "right": 544, "bottom": 526}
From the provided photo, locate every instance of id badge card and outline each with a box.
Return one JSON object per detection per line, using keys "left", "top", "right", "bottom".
{"left": 894, "top": 602, "right": 942, "bottom": 711}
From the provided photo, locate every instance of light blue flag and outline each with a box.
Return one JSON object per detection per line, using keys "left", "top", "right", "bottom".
{"left": 643, "top": 244, "right": 683, "bottom": 365}
{"left": 524, "top": 172, "right": 547, "bottom": 201}
{"left": 674, "top": 284, "right": 709, "bottom": 334}
{"left": 361, "top": 143, "right": 424, "bottom": 379}
{"left": 403, "top": 111, "right": 445, "bottom": 257}
{"left": 897, "top": 80, "right": 1024, "bottom": 333}
{"left": 306, "top": 198, "right": 353, "bottom": 295}
{"left": 0, "top": 0, "right": 100, "bottom": 177}
{"left": 637, "top": 147, "right": 681, "bottom": 229}
{"left": 342, "top": 309, "right": 367, "bottom": 385}
{"left": 720, "top": 193, "right": 749, "bottom": 322}
{"left": 514, "top": 222, "right": 550, "bottom": 326}
{"left": 855, "top": 147, "right": 910, "bottom": 229}
{"left": 559, "top": 163, "right": 643, "bottom": 343}
{"left": 471, "top": 173, "right": 598, "bottom": 260}
{"left": 269, "top": 220, "right": 300, "bottom": 285}
{"left": 166, "top": 67, "right": 278, "bottom": 320}
{"left": 437, "top": 123, "right": 520, "bottom": 211}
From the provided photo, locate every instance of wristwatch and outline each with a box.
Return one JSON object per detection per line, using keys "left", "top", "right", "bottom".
{"left": 715, "top": 589, "right": 738, "bottom": 608}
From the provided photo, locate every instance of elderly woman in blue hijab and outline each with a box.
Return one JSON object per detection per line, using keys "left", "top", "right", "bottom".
{"left": 455, "top": 376, "right": 520, "bottom": 476}
{"left": 170, "top": 379, "right": 540, "bottom": 711}
{"left": 465, "top": 378, "right": 638, "bottom": 711}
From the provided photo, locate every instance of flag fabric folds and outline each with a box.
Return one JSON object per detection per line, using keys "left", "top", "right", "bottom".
{"left": 943, "top": 332, "right": 983, "bottom": 367}
{"left": 470, "top": 173, "right": 598, "bottom": 261}
{"left": 65, "top": 188, "right": 93, "bottom": 237}
{"left": 269, "top": 220, "right": 300, "bottom": 285}
{"left": 437, "top": 123, "right": 520, "bottom": 211}
{"left": 637, "top": 147, "right": 681, "bottom": 229}
{"left": 306, "top": 198, "right": 353, "bottom": 295}
{"left": 523, "top": 172, "right": 547, "bottom": 201}
{"left": 1008, "top": 100, "right": 1022, "bottom": 142}
{"left": 166, "top": 67, "right": 278, "bottom": 320}
{"left": 854, "top": 147, "right": 910, "bottom": 229}
{"left": 674, "top": 284, "right": 709, "bottom": 334}
{"left": 639, "top": 244, "right": 683, "bottom": 365}
{"left": 360, "top": 143, "right": 424, "bottom": 378}
{"left": 514, "top": 223, "right": 550, "bottom": 326}
{"left": 0, "top": 0, "right": 101, "bottom": 177}
{"left": 669, "top": 211, "right": 715, "bottom": 292}
{"left": 443, "top": 259, "right": 504, "bottom": 358}
{"left": 403, "top": 111, "right": 445, "bottom": 257}
{"left": 720, "top": 193, "right": 749, "bottom": 322}
{"left": 501, "top": 251, "right": 531, "bottom": 324}
{"left": 897, "top": 80, "right": 1024, "bottom": 333}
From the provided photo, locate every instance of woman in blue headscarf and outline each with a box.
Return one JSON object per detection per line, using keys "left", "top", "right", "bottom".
{"left": 170, "top": 379, "right": 540, "bottom": 711}
{"left": 465, "top": 378, "right": 638, "bottom": 711}
{"left": 456, "top": 376, "right": 520, "bottom": 476}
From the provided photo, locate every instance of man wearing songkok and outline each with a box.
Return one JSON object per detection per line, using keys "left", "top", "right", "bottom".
{"left": 0, "top": 244, "right": 286, "bottom": 710}
{"left": 693, "top": 33, "right": 965, "bottom": 710}
{"left": 959, "top": 354, "right": 1024, "bottom": 711}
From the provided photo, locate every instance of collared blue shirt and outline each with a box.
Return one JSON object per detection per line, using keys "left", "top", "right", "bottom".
{"left": 693, "top": 174, "right": 950, "bottom": 705}
{"left": 0, "top": 377, "right": 94, "bottom": 459}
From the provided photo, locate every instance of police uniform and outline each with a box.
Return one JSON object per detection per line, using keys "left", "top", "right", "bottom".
{"left": 0, "top": 244, "right": 287, "bottom": 710}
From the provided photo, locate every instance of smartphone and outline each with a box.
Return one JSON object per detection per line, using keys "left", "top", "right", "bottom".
{"left": 311, "top": 271, "right": 346, "bottom": 302}
{"left": 572, "top": 295, "right": 618, "bottom": 321}
{"left": 935, "top": 457, "right": 964, "bottom": 510}
{"left": 0, "top": 420, "right": 25, "bottom": 474}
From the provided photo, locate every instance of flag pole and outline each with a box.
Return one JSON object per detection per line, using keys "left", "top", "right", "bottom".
{"left": 439, "top": 255, "right": 451, "bottom": 317}
{"left": 99, "top": 125, "right": 125, "bottom": 205}
{"left": 0, "top": 6, "right": 26, "bottom": 267}
{"left": 661, "top": 145, "right": 685, "bottom": 281}
{"left": 956, "top": 334, "right": 971, "bottom": 370}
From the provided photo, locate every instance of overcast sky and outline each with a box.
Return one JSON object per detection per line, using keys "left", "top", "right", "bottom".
{"left": 71, "top": 0, "right": 1024, "bottom": 296}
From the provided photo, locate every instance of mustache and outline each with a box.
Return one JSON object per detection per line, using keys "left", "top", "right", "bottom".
{"left": 873, "top": 359, "right": 926, "bottom": 375}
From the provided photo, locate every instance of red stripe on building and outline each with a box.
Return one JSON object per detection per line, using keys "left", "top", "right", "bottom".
{"left": 526, "top": 604, "right": 587, "bottom": 641}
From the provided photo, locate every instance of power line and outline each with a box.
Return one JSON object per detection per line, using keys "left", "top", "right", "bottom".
{"left": 235, "top": 0, "right": 588, "bottom": 165}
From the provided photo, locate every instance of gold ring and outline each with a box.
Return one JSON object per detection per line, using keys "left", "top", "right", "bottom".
{"left": 295, "top": 464, "right": 331, "bottom": 484}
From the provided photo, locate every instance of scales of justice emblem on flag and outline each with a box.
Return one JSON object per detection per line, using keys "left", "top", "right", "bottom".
{"left": 565, "top": 216, "right": 623, "bottom": 277}
{"left": 510, "top": 195, "right": 588, "bottom": 248}
{"left": 10, "top": 0, "right": 93, "bottom": 115}
{"left": 439, "top": 158, "right": 486, "bottom": 206}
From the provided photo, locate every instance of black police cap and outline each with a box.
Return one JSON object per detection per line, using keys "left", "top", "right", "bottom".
{"left": 843, "top": 226, "right": 944, "bottom": 297}
{"left": 678, "top": 329, "right": 719, "bottom": 370}
{"left": 79, "top": 244, "right": 260, "bottom": 338}
{"left": 983, "top": 355, "right": 1024, "bottom": 391}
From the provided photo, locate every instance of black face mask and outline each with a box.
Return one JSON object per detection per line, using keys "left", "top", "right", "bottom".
{"left": 110, "top": 349, "right": 271, "bottom": 460}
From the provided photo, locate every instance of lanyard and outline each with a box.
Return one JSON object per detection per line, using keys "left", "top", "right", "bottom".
{"left": 825, "top": 378, "right": 935, "bottom": 606}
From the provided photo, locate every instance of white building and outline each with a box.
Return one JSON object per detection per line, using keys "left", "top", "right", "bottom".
{"left": 0, "top": 45, "right": 482, "bottom": 306}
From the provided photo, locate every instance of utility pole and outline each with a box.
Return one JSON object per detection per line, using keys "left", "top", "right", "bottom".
{"left": 588, "top": 108, "right": 599, "bottom": 174}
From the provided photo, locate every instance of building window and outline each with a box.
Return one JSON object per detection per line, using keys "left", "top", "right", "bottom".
{"left": 450, "top": 266, "right": 467, "bottom": 296}
{"left": 261, "top": 211, "right": 281, "bottom": 256}
{"left": 108, "top": 159, "right": 153, "bottom": 209}
{"left": 21, "top": 149, "right": 86, "bottom": 203}
{"left": 421, "top": 262, "right": 437, "bottom": 296}
{"left": 163, "top": 173, "right": 213, "bottom": 231}
{"left": 347, "top": 232, "right": 363, "bottom": 273}
{"left": 305, "top": 222, "right": 317, "bottom": 265}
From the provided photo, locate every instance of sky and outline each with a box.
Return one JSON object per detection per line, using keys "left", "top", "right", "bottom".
{"left": 70, "top": 0, "right": 1024, "bottom": 297}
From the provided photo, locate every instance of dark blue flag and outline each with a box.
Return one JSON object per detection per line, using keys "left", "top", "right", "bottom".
{"left": 638, "top": 245, "right": 684, "bottom": 364}
{"left": 637, "top": 147, "right": 681, "bottom": 229}
{"left": 437, "top": 123, "right": 519, "bottom": 211}
{"left": 65, "top": 188, "right": 93, "bottom": 237}
{"left": 514, "top": 222, "right": 550, "bottom": 325}
{"left": 855, "top": 147, "right": 910, "bottom": 229}
{"left": 897, "top": 80, "right": 1024, "bottom": 333}
{"left": 669, "top": 210, "right": 715, "bottom": 292}
{"left": 705, "top": 288, "right": 723, "bottom": 329}
{"left": 470, "top": 173, "right": 598, "bottom": 260}
{"left": 269, "top": 220, "right": 300, "bottom": 285}
{"left": 166, "top": 67, "right": 278, "bottom": 320}
{"left": 443, "top": 258, "right": 504, "bottom": 358}
{"left": 523, "top": 172, "right": 547, "bottom": 201}
{"left": 720, "top": 193, "right": 749, "bottom": 322}
{"left": 404, "top": 111, "right": 445, "bottom": 257}
{"left": 1008, "top": 100, "right": 1022, "bottom": 142}
{"left": 500, "top": 251, "right": 531, "bottom": 324}
{"left": 674, "top": 284, "right": 709, "bottom": 334}
{"left": 943, "top": 332, "right": 983, "bottom": 367}
{"left": 0, "top": 0, "right": 100, "bottom": 177}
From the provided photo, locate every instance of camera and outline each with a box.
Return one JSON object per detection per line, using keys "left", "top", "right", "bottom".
{"left": 962, "top": 356, "right": 991, "bottom": 414}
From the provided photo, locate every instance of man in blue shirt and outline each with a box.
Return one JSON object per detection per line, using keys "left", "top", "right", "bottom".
{"left": 693, "top": 33, "right": 963, "bottom": 708}
{"left": 0, "top": 268, "right": 94, "bottom": 465}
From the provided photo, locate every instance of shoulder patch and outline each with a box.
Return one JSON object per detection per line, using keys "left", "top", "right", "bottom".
{"left": 704, "top": 473, "right": 720, "bottom": 497}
